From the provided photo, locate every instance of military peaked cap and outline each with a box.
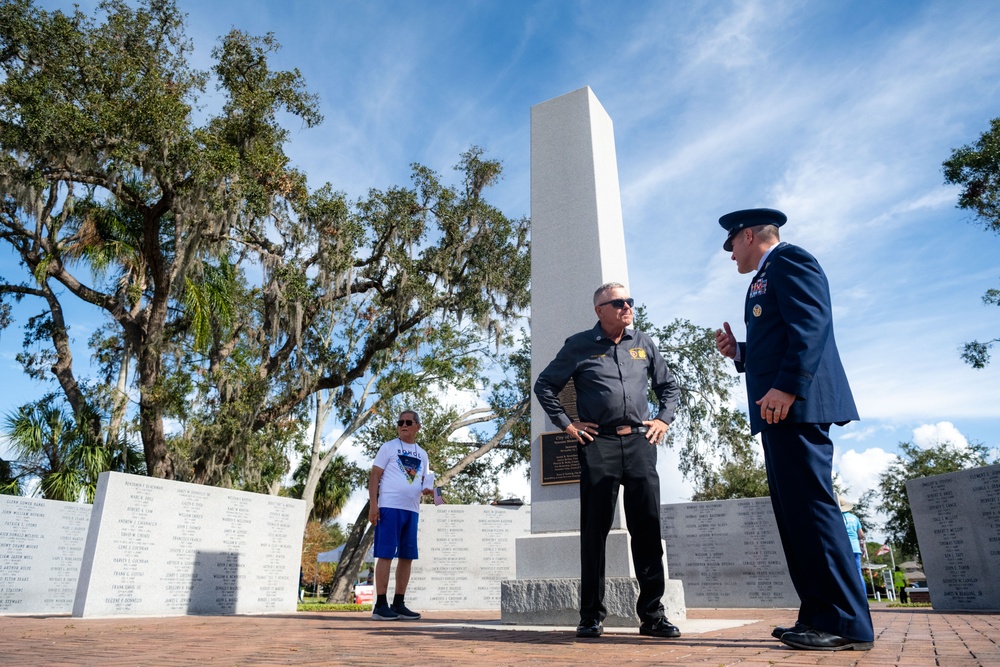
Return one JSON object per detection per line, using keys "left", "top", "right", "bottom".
{"left": 719, "top": 208, "right": 786, "bottom": 251}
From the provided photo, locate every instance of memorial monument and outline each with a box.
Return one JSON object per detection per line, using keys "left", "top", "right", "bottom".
{"left": 660, "top": 497, "right": 798, "bottom": 608}
{"left": 73, "top": 471, "right": 306, "bottom": 617}
{"left": 380, "top": 504, "right": 529, "bottom": 610}
{"left": 0, "top": 495, "right": 92, "bottom": 615}
{"left": 907, "top": 463, "right": 1000, "bottom": 610}
{"left": 500, "top": 86, "right": 685, "bottom": 626}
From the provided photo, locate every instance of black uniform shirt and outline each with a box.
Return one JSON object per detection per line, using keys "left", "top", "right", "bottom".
{"left": 534, "top": 323, "right": 680, "bottom": 430}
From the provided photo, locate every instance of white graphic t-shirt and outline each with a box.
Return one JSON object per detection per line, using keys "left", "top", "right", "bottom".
{"left": 372, "top": 438, "right": 431, "bottom": 513}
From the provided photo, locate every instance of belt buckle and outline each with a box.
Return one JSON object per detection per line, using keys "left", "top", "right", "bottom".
{"left": 615, "top": 425, "right": 631, "bottom": 436}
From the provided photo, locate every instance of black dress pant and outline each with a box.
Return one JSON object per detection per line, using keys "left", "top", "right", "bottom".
{"left": 761, "top": 422, "right": 874, "bottom": 642}
{"left": 578, "top": 431, "right": 665, "bottom": 623}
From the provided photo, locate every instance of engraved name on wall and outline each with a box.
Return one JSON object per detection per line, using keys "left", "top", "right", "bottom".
{"left": 73, "top": 471, "right": 305, "bottom": 617}
{"left": 0, "top": 496, "right": 92, "bottom": 614}
{"left": 907, "top": 464, "right": 1000, "bottom": 611}
{"left": 392, "top": 504, "right": 530, "bottom": 610}
{"left": 660, "top": 498, "right": 798, "bottom": 608}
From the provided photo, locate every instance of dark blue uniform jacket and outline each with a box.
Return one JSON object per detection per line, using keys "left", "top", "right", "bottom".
{"left": 736, "top": 242, "right": 859, "bottom": 435}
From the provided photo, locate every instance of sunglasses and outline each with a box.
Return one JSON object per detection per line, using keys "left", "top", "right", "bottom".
{"left": 597, "top": 297, "right": 634, "bottom": 310}
{"left": 397, "top": 419, "right": 417, "bottom": 426}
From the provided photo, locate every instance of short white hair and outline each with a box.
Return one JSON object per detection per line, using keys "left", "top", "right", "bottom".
{"left": 593, "top": 282, "right": 626, "bottom": 305}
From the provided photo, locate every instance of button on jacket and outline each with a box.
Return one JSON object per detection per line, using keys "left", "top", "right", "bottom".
{"left": 534, "top": 323, "right": 679, "bottom": 429}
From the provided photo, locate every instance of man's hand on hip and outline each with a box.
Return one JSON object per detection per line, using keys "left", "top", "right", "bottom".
{"left": 567, "top": 421, "right": 598, "bottom": 444}
{"left": 643, "top": 418, "right": 670, "bottom": 445}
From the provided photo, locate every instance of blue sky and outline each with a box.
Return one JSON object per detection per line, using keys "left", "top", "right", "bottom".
{"left": 4, "top": 1, "right": 1000, "bottom": 536}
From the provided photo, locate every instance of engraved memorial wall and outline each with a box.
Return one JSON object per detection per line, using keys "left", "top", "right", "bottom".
{"left": 389, "top": 504, "right": 530, "bottom": 610}
{"left": 0, "top": 495, "right": 92, "bottom": 614}
{"left": 660, "top": 497, "right": 798, "bottom": 608}
{"left": 907, "top": 463, "right": 1000, "bottom": 611}
{"left": 73, "top": 471, "right": 306, "bottom": 617}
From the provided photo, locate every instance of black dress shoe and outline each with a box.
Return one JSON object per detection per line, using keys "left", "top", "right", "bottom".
{"left": 576, "top": 619, "right": 603, "bottom": 638}
{"left": 770, "top": 621, "right": 810, "bottom": 640}
{"left": 639, "top": 617, "right": 681, "bottom": 638}
{"left": 780, "top": 628, "right": 873, "bottom": 651}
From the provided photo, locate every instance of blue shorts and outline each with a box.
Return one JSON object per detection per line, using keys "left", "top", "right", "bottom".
{"left": 373, "top": 507, "right": 419, "bottom": 560}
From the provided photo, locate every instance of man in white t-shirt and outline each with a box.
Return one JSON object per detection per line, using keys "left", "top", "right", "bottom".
{"left": 368, "top": 409, "right": 433, "bottom": 620}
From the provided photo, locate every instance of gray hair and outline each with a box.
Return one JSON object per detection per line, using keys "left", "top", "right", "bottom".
{"left": 399, "top": 409, "right": 420, "bottom": 425}
{"left": 593, "top": 282, "right": 626, "bottom": 305}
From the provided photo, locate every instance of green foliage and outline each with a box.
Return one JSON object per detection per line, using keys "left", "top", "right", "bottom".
{"left": 177, "top": 146, "right": 529, "bottom": 489}
{"left": 0, "top": 0, "right": 323, "bottom": 478}
{"left": 287, "top": 454, "right": 365, "bottom": 523}
{"left": 297, "top": 602, "right": 370, "bottom": 612}
{"left": 877, "top": 440, "right": 994, "bottom": 559}
{"left": 850, "top": 488, "right": 877, "bottom": 535}
{"left": 1, "top": 1, "right": 531, "bottom": 494}
{"left": 944, "top": 117, "right": 1000, "bottom": 232}
{"left": 2, "top": 395, "right": 143, "bottom": 501}
{"left": 299, "top": 519, "right": 347, "bottom": 592}
{"left": 0, "top": 457, "right": 21, "bottom": 495}
{"left": 690, "top": 458, "right": 769, "bottom": 501}
{"left": 863, "top": 540, "right": 908, "bottom": 566}
{"left": 943, "top": 116, "right": 1000, "bottom": 367}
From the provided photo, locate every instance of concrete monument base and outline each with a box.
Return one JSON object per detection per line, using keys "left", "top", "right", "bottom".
{"left": 500, "top": 577, "right": 686, "bottom": 626}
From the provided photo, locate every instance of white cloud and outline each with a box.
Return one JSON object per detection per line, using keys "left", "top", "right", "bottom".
{"left": 839, "top": 425, "right": 889, "bottom": 442}
{"left": 835, "top": 446, "right": 899, "bottom": 540}
{"left": 911, "top": 421, "right": 970, "bottom": 450}
{"left": 836, "top": 447, "right": 897, "bottom": 500}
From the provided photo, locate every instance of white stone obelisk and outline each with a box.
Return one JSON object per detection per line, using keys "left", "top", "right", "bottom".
{"left": 501, "top": 87, "right": 685, "bottom": 626}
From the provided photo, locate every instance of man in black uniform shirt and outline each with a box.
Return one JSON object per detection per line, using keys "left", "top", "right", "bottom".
{"left": 534, "top": 282, "right": 682, "bottom": 640}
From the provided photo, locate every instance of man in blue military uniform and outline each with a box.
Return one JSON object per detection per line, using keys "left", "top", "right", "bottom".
{"left": 535, "top": 282, "right": 681, "bottom": 640}
{"left": 714, "top": 209, "right": 874, "bottom": 652}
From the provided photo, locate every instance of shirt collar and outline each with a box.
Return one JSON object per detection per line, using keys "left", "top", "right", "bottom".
{"left": 592, "top": 322, "right": 633, "bottom": 342}
{"left": 757, "top": 241, "right": 782, "bottom": 271}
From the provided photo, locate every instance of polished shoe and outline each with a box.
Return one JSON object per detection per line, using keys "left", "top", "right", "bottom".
{"left": 639, "top": 617, "right": 681, "bottom": 638}
{"left": 780, "top": 628, "right": 873, "bottom": 651}
{"left": 575, "top": 619, "right": 603, "bottom": 638}
{"left": 771, "top": 621, "right": 810, "bottom": 640}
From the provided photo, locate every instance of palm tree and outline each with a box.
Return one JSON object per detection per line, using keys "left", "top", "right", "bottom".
{"left": 287, "top": 453, "right": 363, "bottom": 523}
{"left": 3, "top": 400, "right": 85, "bottom": 501}
{"left": 2, "top": 396, "right": 144, "bottom": 502}
{"left": 0, "top": 458, "right": 20, "bottom": 495}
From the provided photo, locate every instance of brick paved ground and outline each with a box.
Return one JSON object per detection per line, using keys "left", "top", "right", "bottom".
{"left": 2, "top": 604, "right": 998, "bottom": 666}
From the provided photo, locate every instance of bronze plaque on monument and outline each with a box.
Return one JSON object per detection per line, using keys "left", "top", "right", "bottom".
{"left": 540, "top": 431, "right": 581, "bottom": 485}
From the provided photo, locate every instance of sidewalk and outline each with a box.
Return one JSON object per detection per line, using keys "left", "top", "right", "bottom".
{"left": 2, "top": 604, "right": 998, "bottom": 666}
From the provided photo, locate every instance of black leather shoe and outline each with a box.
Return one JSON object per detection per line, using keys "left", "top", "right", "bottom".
{"left": 771, "top": 621, "right": 810, "bottom": 640}
{"left": 576, "top": 619, "right": 603, "bottom": 638}
{"left": 780, "top": 628, "right": 873, "bottom": 651}
{"left": 639, "top": 617, "right": 681, "bottom": 638}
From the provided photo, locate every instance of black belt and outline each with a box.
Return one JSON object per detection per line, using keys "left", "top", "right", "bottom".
{"left": 597, "top": 425, "right": 648, "bottom": 436}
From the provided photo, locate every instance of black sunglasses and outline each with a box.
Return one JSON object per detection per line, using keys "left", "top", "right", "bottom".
{"left": 597, "top": 297, "right": 634, "bottom": 309}
{"left": 397, "top": 419, "right": 417, "bottom": 426}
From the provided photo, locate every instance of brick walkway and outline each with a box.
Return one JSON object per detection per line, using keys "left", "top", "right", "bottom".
{"left": 2, "top": 604, "right": 998, "bottom": 666}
